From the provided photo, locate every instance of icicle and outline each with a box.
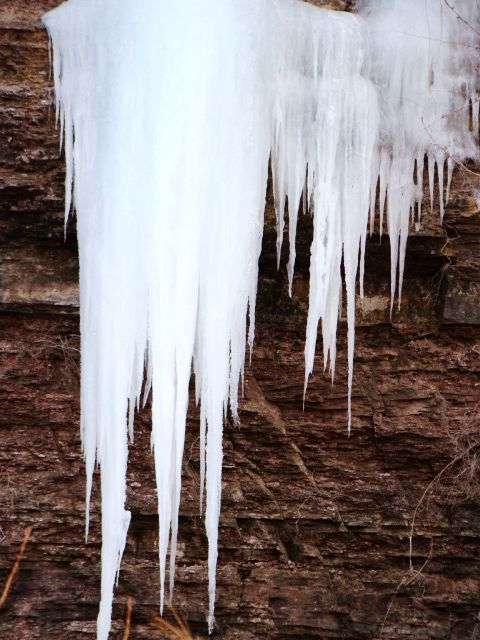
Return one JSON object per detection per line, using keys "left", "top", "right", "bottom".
{"left": 473, "top": 97, "right": 480, "bottom": 144}
{"left": 378, "top": 149, "right": 389, "bottom": 239}
{"left": 369, "top": 153, "right": 379, "bottom": 236}
{"left": 428, "top": 155, "right": 436, "bottom": 213}
{"left": 43, "top": 0, "right": 480, "bottom": 637}
{"left": 446, "top": 156, "right": 454, "bottom": 205}
{"left": 437, "top": 155, "right": 445, "bottom": 220}
{"left": 415, "top": 154, "right": 424, "bottom": 231}
{"left": 360, "top": 0, "right": 480, "bottom": 311}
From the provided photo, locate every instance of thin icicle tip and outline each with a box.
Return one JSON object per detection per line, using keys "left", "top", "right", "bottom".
{"left": 42, "top": 0, "right": 479, "bottom": 638}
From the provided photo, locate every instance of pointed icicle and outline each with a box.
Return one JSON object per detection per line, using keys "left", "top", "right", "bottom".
{"left": 43, "top": 1, "right": 480, "bottom": 637}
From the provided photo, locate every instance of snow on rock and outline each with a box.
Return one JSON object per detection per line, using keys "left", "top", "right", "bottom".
{"left": 42, "top": 0, "right": 479, "bottom": 637}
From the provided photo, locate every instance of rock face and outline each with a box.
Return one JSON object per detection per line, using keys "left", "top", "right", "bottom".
{"left": 1, "top": 1, "right": 480, "bottom": 639}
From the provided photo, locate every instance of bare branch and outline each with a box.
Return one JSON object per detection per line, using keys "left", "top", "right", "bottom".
{"left": 0, "top": 526, "right": 33, "bottom": 609}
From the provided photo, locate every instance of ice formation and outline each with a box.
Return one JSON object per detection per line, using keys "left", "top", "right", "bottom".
{"left": 42, "top": 0, "right": 479, "bottom": 637}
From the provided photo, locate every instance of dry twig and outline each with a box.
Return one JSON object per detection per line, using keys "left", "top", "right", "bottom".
{"left": 0, "top": 526, "right": 33, "bottom": 609}
{"left": 151, "top": 606, "right": 193, "bottom": 639}
{"left": 444, "top": 0, "right": 480, "bottom": 37}
{"left": 122, "top": 596, "right": 135, "bottom": 640}
{"left": 379, "top": 408, "right": 480, "bottom": 638}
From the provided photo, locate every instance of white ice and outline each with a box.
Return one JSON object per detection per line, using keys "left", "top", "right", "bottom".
{"left": 42, "top": 0, "right": 479, "bottom": 638}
